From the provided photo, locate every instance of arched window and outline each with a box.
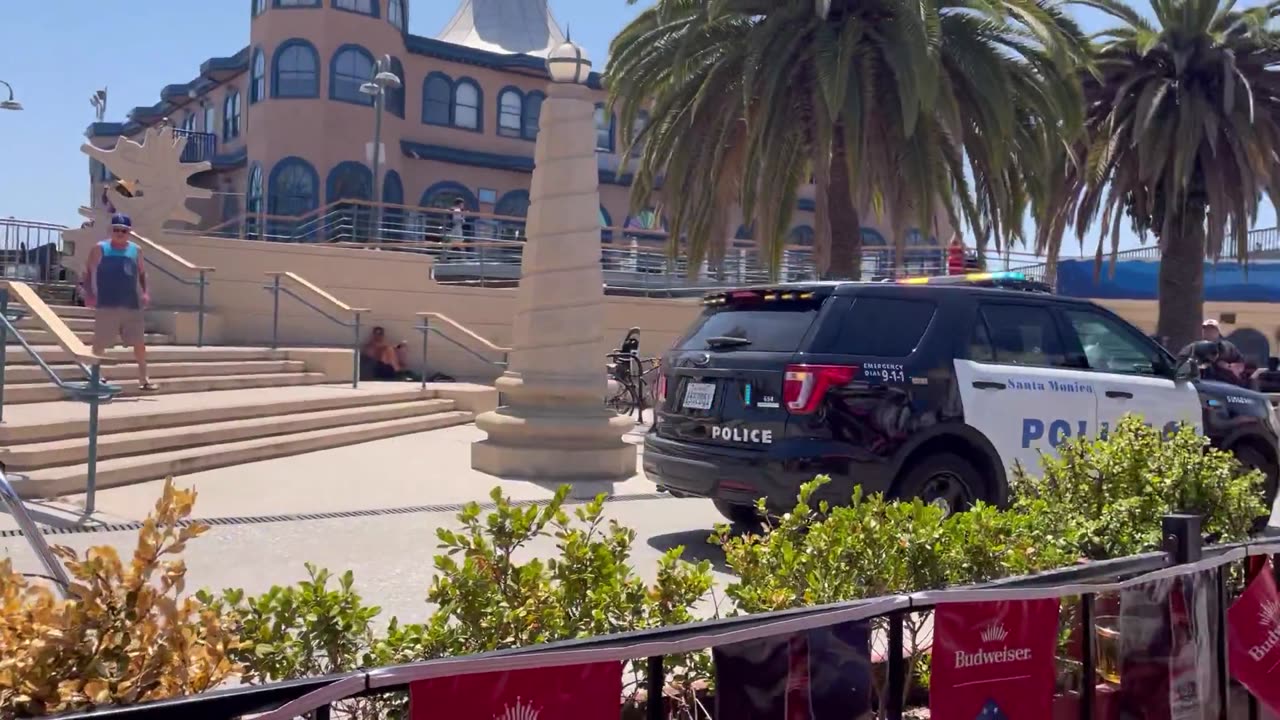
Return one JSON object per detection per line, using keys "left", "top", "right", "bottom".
{"left": 326, "top": 160, "right": 374, "bottom": 240}
{"left": 382, "top": 170, "right": 404, "bottom": 239}
{"left": 386, "top": 57, "right": 405, "bottom": 118}
{"left": 453, "top": 79, "right": 482, "bottom": 131}
{"left": 268, "top": 157, "right": 319, "bottom": 239}
{"left": 494, "top": 190, "right": 530, "bottom": 243}
{"left": 330, "top": 45, "right": 375, "bottom": 105}
{"left": 422, "top": 73, "right": 452, "bottom": 126}
{"left": 222, "top": 91, "right": 242, "bottom": 141}
{"left": 861, "top": 228, "right": 888, "bottom": 247}
{"left": 246, "top": 163, "right": 264, "bottom": 238}
{"left": 600, "top": 205, "right": 613, "bottom": 243}
{"left": 252, "top": 0, "right": 266, "bottom": 18}
{"left": 250, "top": 48, "right": 266, "bottom": 103}
{"left": 497, "top": 88, "right": 523, "bottom": 138}
{"left": 522, "top": 91, "right": 544, "bottom": 140}
{"left": 629, "top": 111, "right": 649, "bottom": 157}
{"left": 418, "top": 182, "right": 477, "bottom": 239}
{"left": 388, "top": 0, "right": 406, "bottom": 30}
{"left": 333, "top": 0, "right": 377, "bottom": 15}
{"left": 182, "top": 113, "right": 195, "bottom": 131}
{"left": 272, "top": 40, "right": 319, "bottom": 98}
{"left": 788, "top": 225, "right": 815, "bottom": 247}
{"left": 594, "top": 104, "right": 615, "bottom": 152}
{"left": 204, "top": 105, "right": 217, "bottom": 134}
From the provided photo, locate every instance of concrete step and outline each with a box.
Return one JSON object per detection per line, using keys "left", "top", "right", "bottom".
{"left": 0, "top": 384, "right": 437, "bottom": 443}
{"left": 4, "top": 345, "right": 289, "bottom": 365}
{"left": 13, "top": 304, "right": 95, "bottom": 320}
{"left": 1, "top": 398, "right": 459, "bottom": 469}
{"left": 16, "top": 316, "right": 95, "bottom": 332}
{"left": 3, "top": 359, "right": 307, "bottom": 383}
{"left": 5, "top": 328, "right": 170, "bottom": 346}
{"left": 4, "top": 370, "right": 330, "bottom": 404}
{"left": 11, "top": 410, "right": 475, "bottom": 499}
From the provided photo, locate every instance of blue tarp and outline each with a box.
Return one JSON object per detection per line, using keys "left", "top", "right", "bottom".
{"left": 1055, "top": 259, "right": 1280, "bottom": 302}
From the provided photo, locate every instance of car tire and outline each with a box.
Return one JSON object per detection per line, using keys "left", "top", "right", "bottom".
{"left": 1232, "top": 444, "right": 1278, "bottom": 532}
{"left": 713, "top": 499, "right": 764, "bottom": 532}
{"left": 894, "top": 452, "right": 984, "bottom": 515}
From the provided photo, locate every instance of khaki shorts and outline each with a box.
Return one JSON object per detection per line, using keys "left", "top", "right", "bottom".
{"left": 94, "top": 307, "right": 146, "bottom": 348}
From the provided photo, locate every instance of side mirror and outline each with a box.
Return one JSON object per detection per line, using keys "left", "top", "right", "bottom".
{"left": 1174, "top": 356, "right": 1199, "bottom": 381}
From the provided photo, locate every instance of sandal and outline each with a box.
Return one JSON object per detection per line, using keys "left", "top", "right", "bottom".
{"left": 138, "top": 382, "right": 160, "bottom": 392}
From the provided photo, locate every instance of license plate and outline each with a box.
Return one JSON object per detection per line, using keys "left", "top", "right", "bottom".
{"left": 682, "top": 382, "right": 716, "bottom": 410}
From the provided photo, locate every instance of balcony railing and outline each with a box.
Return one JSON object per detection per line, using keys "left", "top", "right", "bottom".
{"left": 173, "top": 129, "right": 217, "bottom": 164}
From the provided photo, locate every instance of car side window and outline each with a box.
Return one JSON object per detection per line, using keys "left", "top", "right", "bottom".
{"left": 1062, "top": 309, "right": 1164, "bottom": 376}
{"left": 974, "top": 304, "right": 1068, "bottom": 367}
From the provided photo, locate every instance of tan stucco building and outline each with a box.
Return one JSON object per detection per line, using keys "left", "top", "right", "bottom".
{"left": 83, "top": 0, "right": 949, "bottom": 274}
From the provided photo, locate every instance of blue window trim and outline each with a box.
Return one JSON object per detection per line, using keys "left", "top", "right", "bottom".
{"left": 252, "top": 0, "right": 267, "bottom": 17}
{"left": 267, "top": 156, "right": 320, "bottom": 215}
{"left": 522, "top": 90, "right": 545, "bottom": 141}
{"left": 387, "top": 0, "right": 406, "bottom": 30}
{"left": 329, "top": 43, "right": 375, "bottom": 106}
{"left": 861, "top": 228, "right": 888, "bottom": 247}
{"left": 421, "top": 71, "right": 453, "bottom": 127}
{"left": 325, "top": 160, "right": 374, "bottom": 203}
{"left": 331, "top": 0, "right": 379, "bottom": 18}
{"left": 382, "top": 170, "right": 403, "bottom": 203}
{"left": 222, "top": 90, "right": 242, "bottom": 141}
{"left": 594, "top": 103, "right": 615, "bottom": 153}
{"left": 273, "top": 0, "right": 320, "bottom": 7}
{"left": 788, "top": 225, "right": 815, "bottom": 246}
{"left": 250, "top": 47, "right": 266, "bottom": 104}
{"left": 600, "top": 205, "right": 614, "bottom": 242}
{"left": 496, "top": 86, "right": 525, "bottom": 139}
{"left": 271, "top": 39, "right": 320, "bottom": 99}
{"left": 420, "top": 181, "right": 477, "bottom": 211}
{"left": 494, "top": 189, "right": 530, "bottom": 217}
{"left": 387, "top": 57, "right": 405, "bottom": 118}
{"left": 246, "top": 162, "right": 264, "bottom": 212}
{"left": 451, "top": 77, "right": 484, "bottom": 133}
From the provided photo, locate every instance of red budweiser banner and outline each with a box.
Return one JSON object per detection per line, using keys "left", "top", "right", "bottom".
{"left": 930, "top": 599, "right": 1060, "bottom": 719}
{"left": 1228, "top": 559, "right": 1280, "bottom": 715}
{"left": 409, "top": 661, "right": 621, "bottom": 720}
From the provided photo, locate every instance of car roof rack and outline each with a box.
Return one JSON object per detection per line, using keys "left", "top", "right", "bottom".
{"left": 893, "top": 270, "right": 1053, "bottom": 294}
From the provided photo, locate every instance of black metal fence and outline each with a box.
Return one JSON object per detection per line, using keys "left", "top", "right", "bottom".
{"left": 36, "top": 514, "right": 1280, "bottom": 720}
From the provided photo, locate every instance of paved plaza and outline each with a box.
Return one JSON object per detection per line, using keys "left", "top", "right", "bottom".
{"left": 0, "top": 423, "right": 737, "bottom": 625}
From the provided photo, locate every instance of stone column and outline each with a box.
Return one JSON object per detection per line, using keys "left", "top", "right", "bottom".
{"left": 471, "top": 42, "right": 636, "bottom": 480}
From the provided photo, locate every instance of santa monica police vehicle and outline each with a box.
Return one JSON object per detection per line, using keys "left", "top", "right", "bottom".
{"left": 642, "top": 272, "right": 1280, "bottom": 525}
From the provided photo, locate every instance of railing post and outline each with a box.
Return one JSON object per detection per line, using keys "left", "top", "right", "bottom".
{"left": 351, "top": 312, "right": 361, "bottom": 389}
{"left": 1162, "top": 513, "right": 1203, "bottom": 563}
{"left": 270, "top": 274, "right": 281, "bottom": 350}
{"left": 196, "top": 269, "right": 207, "bottom": 348}
{"left": 420, "top": 317, "right": 429, "bottom": 392}
{"left": 646, "top": 655, "right": 664, "bottom": 720}
{"left": 0, "top": 288, "right": 8, "bottom": 424}
{"left": 1215, "top": 566, "right": 1229, "bottom": 720}
{"left": 1080, "top": 594, "right": 1095, "bottom": 720}
{"left": 85, "top": 363, "right": 102, "bottom": 516}
{"left": 887, "top": 611, "right": 906, "bottom": 720}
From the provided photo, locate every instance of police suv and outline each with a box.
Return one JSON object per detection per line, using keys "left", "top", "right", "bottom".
{"left": 642, "top": 272, "right": 1280, "bottom": 525}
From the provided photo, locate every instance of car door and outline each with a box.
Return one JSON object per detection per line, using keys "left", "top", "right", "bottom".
{"left": 953, "top": 302, "right": 1099, "bottom": 477}
{"left": 1057, "top": 306, "right": 1203, "bottom": 438}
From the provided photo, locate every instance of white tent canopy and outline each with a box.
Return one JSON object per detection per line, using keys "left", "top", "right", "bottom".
{"left": 436, "top": 0, "right": 568, "bottom": 57}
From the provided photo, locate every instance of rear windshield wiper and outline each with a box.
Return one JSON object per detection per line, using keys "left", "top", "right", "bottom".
{"left": 705, "top": 336, "right": 752, "bottom": 349}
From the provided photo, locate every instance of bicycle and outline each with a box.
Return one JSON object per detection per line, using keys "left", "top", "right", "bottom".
{"left": 606, "top": 352, "right": 661, "bottom": 423}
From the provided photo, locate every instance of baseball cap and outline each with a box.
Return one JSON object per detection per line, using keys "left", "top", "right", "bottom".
{"left": 1203, "top": 319, "right": 1219, "bottom": 328}
{"left": 110, "top": 214, "right": 132, "bottom": 230}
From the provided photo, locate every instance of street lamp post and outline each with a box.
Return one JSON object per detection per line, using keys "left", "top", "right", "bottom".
{"left": 360, "top": 57, "right": 401, "bottom": 242}
{"left": 0, "top": 81, "right": 23, "bottom": 111}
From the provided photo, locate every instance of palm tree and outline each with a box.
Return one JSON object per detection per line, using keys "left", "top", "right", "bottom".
{"left": 1037, "top": 0, "right": 1280, "bottom": 350}
{"left": 605, "top": 0, "right": 1087, "bottom": 280}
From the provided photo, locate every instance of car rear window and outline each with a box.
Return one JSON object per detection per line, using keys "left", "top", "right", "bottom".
{"left": 831, "top": 297, "right": 937, "bottom": 356}
{"left": 676, "top": 302, "right": 823, "bottom": 353}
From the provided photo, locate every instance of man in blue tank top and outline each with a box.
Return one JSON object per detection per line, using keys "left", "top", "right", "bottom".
{"left": 84, "top": 214, "right": 157, "bottom": 391}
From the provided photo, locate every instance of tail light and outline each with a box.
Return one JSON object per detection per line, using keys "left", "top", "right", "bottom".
{"left": 783, "top": 364, "right": 856, "bottom": 414}
{"left": 657, "top": 373, "right": 668, "bottom": 403}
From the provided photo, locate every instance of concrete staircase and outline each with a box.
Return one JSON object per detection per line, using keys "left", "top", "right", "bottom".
{"left": 2, "top": 301, "right": 491, "bottom": 499}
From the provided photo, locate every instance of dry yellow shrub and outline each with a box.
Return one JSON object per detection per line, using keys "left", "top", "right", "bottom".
{"left": 0, "top": 478, "right": 240, "bottom": 718}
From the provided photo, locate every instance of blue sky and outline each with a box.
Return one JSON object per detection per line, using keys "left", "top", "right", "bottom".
{"left": 0, "top": 0, "right": 1272, "bottom": 253}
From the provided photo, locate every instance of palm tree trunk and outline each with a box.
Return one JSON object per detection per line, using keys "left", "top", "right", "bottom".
{"left": 1155, "top": 202, "right": 1207, "bottom": 351}
{"left": 827, "top": 136, "right": 862, "bottom": 280}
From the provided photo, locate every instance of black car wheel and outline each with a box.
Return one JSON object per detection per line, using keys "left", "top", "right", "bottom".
{"left": 1232, "top": 444, "right": 1278, "bottom": 531}
{"left": 895, "top": 452, "right": 983, "bottom": 516}
{"left": 713, "top": 499, "right": 764, "bottom": 532}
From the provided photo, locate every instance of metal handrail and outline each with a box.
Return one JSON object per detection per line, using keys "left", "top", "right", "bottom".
{"left": 0, "top": 467, "right": 71, "bottom": 596}
{"left": 413, "top": 312, "right": 508, "bottom": 388}
{"left": 129, "top": 231, "right": 213, "bottom": 346}
{"left": 0, "top": 282, "right": 122, "bottom": 514}
{"left": 263, "top": 272, "right": 368, "bottom": 388}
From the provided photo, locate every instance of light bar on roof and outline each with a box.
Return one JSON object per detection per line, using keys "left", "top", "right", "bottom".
{"left": 896, "top": 271, "right": 1028, "bottom": 285}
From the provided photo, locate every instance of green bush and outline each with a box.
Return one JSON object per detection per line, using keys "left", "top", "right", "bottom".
{"left": 1011, "top": 415, "right": 1266, "bottom": 559}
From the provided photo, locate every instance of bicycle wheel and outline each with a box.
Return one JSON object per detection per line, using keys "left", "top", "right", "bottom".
{"left": 606, "top": 384, "right": 637, "bottom": 416}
